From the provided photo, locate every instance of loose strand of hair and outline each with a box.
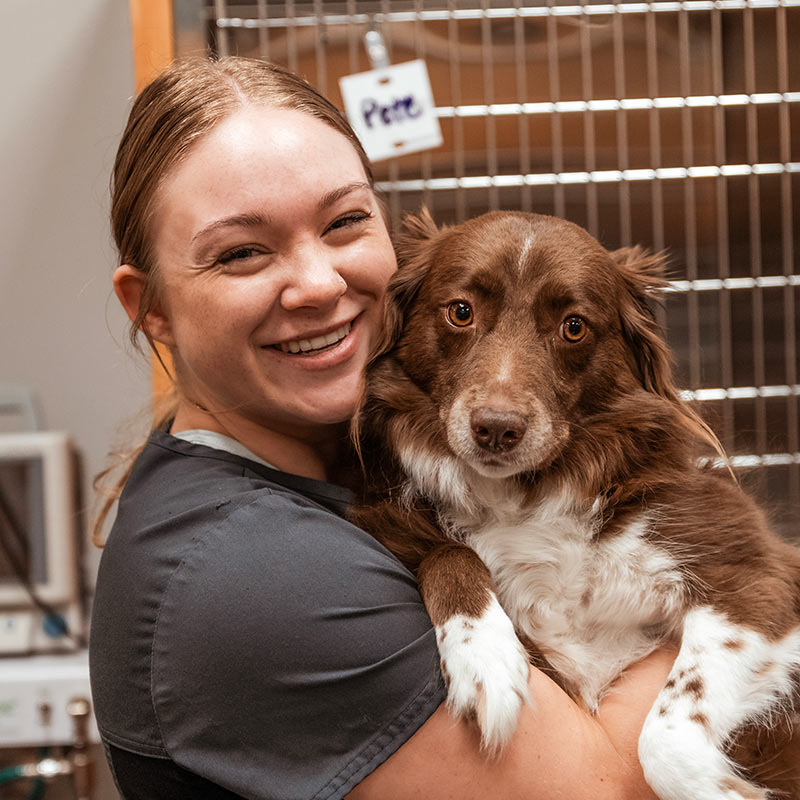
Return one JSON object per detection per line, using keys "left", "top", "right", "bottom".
{"left": 90, "top": 387, "right": 179, "bottom": 546}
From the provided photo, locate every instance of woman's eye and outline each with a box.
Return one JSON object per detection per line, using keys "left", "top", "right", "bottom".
{"left": 562, "top": 316, "right": 588, "bottom": 342}
{"left": 217, "top": 246, "right": 263, "bottom": 266}
{"left": 327, "top": 212, "right": 373, "bottom": 233}
{"left": 446, "top": 301, "right": 474, "bottom": 327}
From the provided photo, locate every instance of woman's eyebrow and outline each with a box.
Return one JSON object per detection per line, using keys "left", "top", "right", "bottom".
{"left": 190, "top": 182, "right": 371, "bottom": 247}
{"left": 191, "top": 212, "right": 269, "bottom": 245}
{"left": 317, "top": 181, "right": 372, "bottom": 211}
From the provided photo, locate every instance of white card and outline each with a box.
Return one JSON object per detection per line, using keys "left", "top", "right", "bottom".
{"left": 339, "top": 59, "right": 443, "bottom": 163}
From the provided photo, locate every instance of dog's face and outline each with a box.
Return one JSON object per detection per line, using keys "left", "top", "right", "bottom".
{"left": 379, "top": 210, "right": 673, "bottom": 480}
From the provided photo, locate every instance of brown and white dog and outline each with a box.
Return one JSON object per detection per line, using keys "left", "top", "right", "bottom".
{"left": 349, "top": 209, "right": 800, "bottom": 799}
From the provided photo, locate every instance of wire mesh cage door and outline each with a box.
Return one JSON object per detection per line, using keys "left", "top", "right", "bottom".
{"left": 177, "top": 0, "right": 799, "bottom": 538}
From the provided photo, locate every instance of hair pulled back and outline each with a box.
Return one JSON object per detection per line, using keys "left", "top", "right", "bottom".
{"left": 112, "top": 56, "right": 374, "bottom": 353}
{"left": 94, "top": 57, "right": 374, "bottom": 544}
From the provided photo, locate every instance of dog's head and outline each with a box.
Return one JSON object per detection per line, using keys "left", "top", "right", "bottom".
{"left": 369, "top": 209, "right": 712, "bottom": 488}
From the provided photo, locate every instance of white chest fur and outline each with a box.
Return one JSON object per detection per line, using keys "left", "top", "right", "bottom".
{"left": 462, "top": 492, "right": 687, "bottom": 709}
{"left": 396, "top": 448, "right": 689, "bottom": 707}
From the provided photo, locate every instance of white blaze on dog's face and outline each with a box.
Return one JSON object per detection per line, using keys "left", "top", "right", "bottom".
{"left": 391, "top": 211, "right": 649, "bottom": 479}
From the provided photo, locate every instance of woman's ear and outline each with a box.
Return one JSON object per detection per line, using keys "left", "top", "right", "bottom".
{"left": 113, "top": 265, "right": 175, "bottom": 347}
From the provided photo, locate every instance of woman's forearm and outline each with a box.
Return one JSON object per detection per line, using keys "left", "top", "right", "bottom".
{"left": 349, "top": 649, "right": 676, "bottom": 800}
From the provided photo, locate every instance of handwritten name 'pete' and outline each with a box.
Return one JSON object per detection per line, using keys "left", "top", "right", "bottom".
{"left": 361, "top": 95, "right": 422, "bottom": 129}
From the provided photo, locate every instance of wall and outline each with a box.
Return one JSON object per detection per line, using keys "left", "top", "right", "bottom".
{"left": 0, "top": 2, "right": 149, "bottom": 567}
{"left": 0, "top": 1, "right": 147, "bottom": 796}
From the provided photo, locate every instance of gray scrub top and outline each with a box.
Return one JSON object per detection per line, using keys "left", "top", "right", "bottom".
{"left": 89, "top": 430, "right": 445, "bottom": 799}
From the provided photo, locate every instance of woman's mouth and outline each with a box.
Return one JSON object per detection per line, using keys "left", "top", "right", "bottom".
{"left": 275, "top": 322, "right": 352, "bottom": 355}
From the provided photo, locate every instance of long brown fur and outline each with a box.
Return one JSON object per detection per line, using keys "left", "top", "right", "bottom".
{"left": 349, "top": 209, "right": 800, "bottom": 791}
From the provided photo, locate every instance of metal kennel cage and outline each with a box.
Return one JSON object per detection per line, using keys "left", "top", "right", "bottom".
{"left": 173, "top": 0, "right": 799, "bottom": 537}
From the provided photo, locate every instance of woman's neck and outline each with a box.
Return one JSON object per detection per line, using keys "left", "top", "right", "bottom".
{"left": 169, "top": 401, "right": 343, "bottom": 482}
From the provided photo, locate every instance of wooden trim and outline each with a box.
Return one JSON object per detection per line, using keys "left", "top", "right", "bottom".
{"left": 129, "top": 0, "right": 175, "bottom": 398}
{"left": 130, "top": 0, "right": 175, "bottom": 92}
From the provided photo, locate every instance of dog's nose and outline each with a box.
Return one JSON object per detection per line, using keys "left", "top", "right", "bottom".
{"left": 470, "top": 408, "right": 527, "bottom": 452}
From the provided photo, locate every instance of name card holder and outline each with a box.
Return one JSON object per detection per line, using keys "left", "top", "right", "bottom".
{"left": 339, "top": 29, "right": 442, "bottom": 163}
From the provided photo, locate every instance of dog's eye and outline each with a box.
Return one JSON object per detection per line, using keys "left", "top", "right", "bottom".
{"left": 562, "top": 316, "right": 587, "bottom": 342}
{"left": 446, "top": 301, "right": 474, "bottom": 327}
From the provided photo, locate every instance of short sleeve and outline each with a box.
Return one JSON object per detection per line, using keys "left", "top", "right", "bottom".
{"left": 150, "top": 491, "right": 446, "bottom": 800}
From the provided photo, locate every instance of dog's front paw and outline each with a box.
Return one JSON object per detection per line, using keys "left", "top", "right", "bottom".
{"left": 435, "top": 593, "right": 530, "bottom": 754}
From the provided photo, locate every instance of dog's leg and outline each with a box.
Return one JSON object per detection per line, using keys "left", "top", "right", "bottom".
{"left": 638, "top": 605, "right": 800, "bottom": 800}
{"left": 417, "top": 543, "right": 531, "bottom": 754}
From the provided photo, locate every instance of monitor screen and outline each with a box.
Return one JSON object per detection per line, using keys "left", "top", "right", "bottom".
{"left": 0, "top": 457, "right": 46, "bottom": 586}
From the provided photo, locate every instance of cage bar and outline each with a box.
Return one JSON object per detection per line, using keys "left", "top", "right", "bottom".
{"left": 196, "top": 0, "right": 800, "bottom": 535}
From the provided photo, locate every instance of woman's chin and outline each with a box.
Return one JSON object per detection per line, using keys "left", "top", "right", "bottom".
{"left": 309, "top": 400, "right": 361, "bottom": 428}
{"left": 308, "top": 378, "right": 365, "bottom": 425}
{"left": 274, "top": 394, "right": 362, "bottom": 433}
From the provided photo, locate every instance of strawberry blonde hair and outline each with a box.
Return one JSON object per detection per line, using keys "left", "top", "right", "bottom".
{"left": 114, "top": 56, "right": 374, "bottom": 355}
{"left": 93, "top": 57, "right": 375, "bottom": 543}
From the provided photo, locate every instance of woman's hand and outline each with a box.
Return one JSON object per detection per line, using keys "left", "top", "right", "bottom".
{"left": 348, "top": 648, "right": 676, "bottom": 800}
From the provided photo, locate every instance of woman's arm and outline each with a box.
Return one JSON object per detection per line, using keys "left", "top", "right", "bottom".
{"left": 348, "top": 648, "right": 676, "bottom": 800}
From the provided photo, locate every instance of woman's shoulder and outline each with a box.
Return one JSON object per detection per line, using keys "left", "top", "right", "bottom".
{"left": 98, "top": 426, "right": 435, "bottom": 688}
{"left": 150, "top": 469, "right": 427, "bottom": 656}
{"left": 119, "top": 427, "right": 353, "bottom": 523}
{"left": 101, "top": 427, "right": 420, "bottom": 650}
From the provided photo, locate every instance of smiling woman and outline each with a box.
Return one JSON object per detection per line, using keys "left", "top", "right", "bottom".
{"left": 89, "top": 56, "right": 674, "bottom": 800}
{"left": 114, "top": 105, "right": 394, "bottom": 479}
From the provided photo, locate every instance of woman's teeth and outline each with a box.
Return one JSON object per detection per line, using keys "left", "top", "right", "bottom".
{"left": 278, "top": 322, "right": 351, "bottom": 354}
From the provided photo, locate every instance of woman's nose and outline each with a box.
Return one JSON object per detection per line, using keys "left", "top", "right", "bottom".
{"left": 279, "top": 246, "right": 347, "bottom": 311}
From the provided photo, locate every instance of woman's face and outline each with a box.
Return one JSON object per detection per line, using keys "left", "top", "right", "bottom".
{"left": 148, "top": 105, "right": 396, "bottom": 440}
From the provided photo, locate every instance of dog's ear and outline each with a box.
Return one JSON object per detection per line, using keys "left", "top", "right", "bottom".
{"left": 395, "top": 205, "right": 439, "bottom": 250}
{"left": 610, "top": 246, "right": 675, "bottom": 399}
{"left": 611, "top": 245, "right": 730, "bottom": 466}
{"left": 393, "top": 205, "right": 442, "bottom": 296}
{"left": 370, "top": 207, "right": 445, "bottom": 359}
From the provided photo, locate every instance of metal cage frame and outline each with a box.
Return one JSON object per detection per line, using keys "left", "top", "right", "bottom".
{"left": 175, "top": 0, "right": 799, "bottom": 535}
